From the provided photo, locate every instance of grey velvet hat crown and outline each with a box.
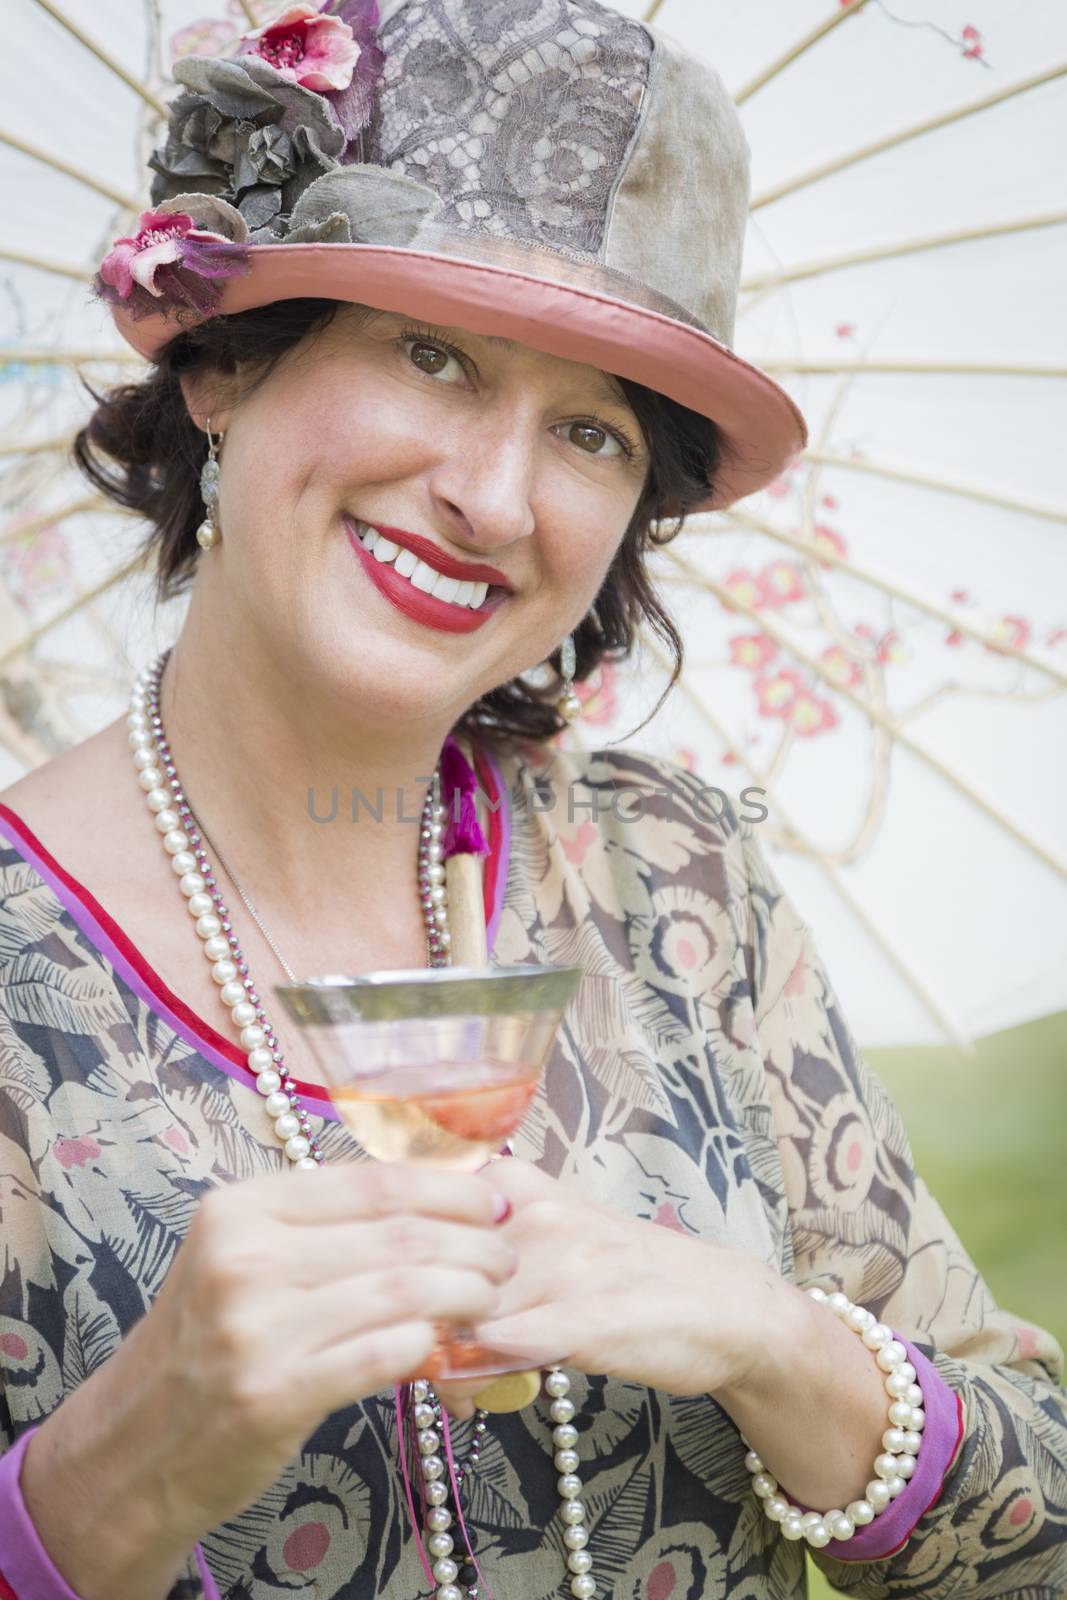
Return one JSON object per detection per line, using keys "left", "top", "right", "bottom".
{"left": 102, "top": 0, "right": 806, "bottom": 508}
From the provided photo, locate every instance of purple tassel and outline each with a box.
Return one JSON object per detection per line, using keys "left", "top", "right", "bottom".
{"left": 439, "top": 734, "right": 489, "bottom": 859}
{"left": 93, "top": 239, "right": 250, "bottom": 323}
{"left": 321, "top": 0, "right": 386, "bottom": 156}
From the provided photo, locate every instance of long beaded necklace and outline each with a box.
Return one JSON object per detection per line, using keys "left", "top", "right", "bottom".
{"left": 127, "top": 649, "right": 596, "bottom": 1600}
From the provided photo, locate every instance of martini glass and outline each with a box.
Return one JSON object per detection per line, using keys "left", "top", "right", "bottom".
{"left": 274, "top": 962, "right": 582, "bottom": 1379}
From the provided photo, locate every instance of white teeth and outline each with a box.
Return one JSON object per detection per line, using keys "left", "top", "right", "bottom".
{"left": 354, "top": 521, "right": 496, "bottom": 610}
{"left": 408, "top": 558, "right": 439, "bottom": 594}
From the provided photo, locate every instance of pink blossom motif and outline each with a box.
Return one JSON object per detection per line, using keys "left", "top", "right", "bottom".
{"left": 721, "top": 568, "right": 763, "bottom": 613}
{"left": 756, "top": 559, "right": 807, "bottom": 609}
{"left": 170, "top": 18, "right": 239, "bottom": 62}
{"left": 812, "top": 522, "right": 848, "bottom": 567}
{"left": 876, "top": 629, "right": 909, "bottom": 667}
{"left": 560, "top": 820, "right": 599, "bottom": 866}
{"left": 96, "top": 198, "right": 250, "bottom": 322}
{"left": 766, "top": 456, "right": 802, "bottom": 499}
{"left": 754, "top": 668, "right": 806, "bottom": 719}
{"left": 53, "top": 1136, "right": 102, "bottom": 1170}
{"left": 1046, "top": 627, "right": 1067, "bottom": 649}
{"left": 820, "top": 643, "right": 862, "bottom": 688}
{"left": 728, "top": 632, "right": 777, "bottom": 673}
{"left": 985, "top": 615, "right": 1031, "bottom": 655}
{"left": 240, "top": 3, "right": 361, "bottom": 92}
{"left": 672, "top": 746, "right": 698, "bottom": 772}
{"left": 754, "top": 670, "right": 838, "bottom": 738}
{"left": 0, "top": 515, "right": 72, "bottom": 605}
{"left": 961, "top": 23, "right": 984, "bottom": 60}
{"left": 835, "top": 321, "right": 857, "bottom": 339}
{"left": 652, "top": 1202, "right": 688, "bottom": 1235}
{"left": 788, "top": 691, "right": 838, "bottom": 739}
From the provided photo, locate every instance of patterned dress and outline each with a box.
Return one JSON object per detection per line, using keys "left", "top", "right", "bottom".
{"left": 0, "top": 740, "right": 1064, "bottom": 1599}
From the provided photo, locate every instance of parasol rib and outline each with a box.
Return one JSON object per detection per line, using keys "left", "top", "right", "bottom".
{"left": 734, "top": 0, "right": 872, "bottom": 107}
{"left": 659, "top": 543, "right": 1067, "bottom": 881}
{"left": 741, "top": 209, "right": 1067, "bottom": 291}
{"left": 0, "top": 348, "right": 142, "bottom": 368}
{"left": 636, "top": 629, "right": 974, "bottom": 1051}
{"left": 0, "top": 549, "right": 152, "bottom": 676}
{"left": 756, "top": 356, "right": 1067, "bottom": 379}
{"left": 236, "top": 0, "right": 261, "bottom": 24}
{"left": 0, "top": 433, "right": 76, "bottom": 460}
{"left": 684, "top": 507, "right": 1067, "bottom": 689}
{"left": 28, "top": 0, "right": 169, "bottom": 118}
{"left": 752, "top": 63, "right": 1067, "bottom": 210}
{"left": 0, "top": 247, "right": 92, "bottom": 282}
{"left": 1, "top": 497, "right": 118, "bottom": 548}
{"left": 0, "top": 126, "right": 140, "bottom": 211}
{"left": 642, "top": 0, "right": 667, "bottom": 17}
{"left": 803, "top": 447, "right": 1067, "bottom": 525}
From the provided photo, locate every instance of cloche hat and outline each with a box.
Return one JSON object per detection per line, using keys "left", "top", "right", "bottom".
{"left": 97, "top": 0, "right": 807, "bottom": 510}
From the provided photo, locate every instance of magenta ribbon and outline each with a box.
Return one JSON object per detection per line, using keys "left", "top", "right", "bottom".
{"left": 393, "top": 1385, "right": 497, "bottom": 1600}
{"left": 438, "top": 734, "right": 490, "bottom": 859}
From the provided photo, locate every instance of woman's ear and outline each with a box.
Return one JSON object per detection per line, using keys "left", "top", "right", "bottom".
{"left": 178, "top": 369, "right": 237, "bottom": 436}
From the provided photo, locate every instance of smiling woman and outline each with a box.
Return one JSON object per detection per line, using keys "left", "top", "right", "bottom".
{"left": 1, "top": 2, "right": 1064, "bottom": 1599}
{"left": 74, "top": 298, "right": 725, "bottom": 747}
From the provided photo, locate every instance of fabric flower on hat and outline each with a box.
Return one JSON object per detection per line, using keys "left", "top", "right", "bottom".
{"left": 238, "top": 3, "right": 361, "bottom": 92}
{"left": 95, "top": 194, "right": 250, "bottom": 321}
{"left": 148, "top": 54, "right": 347, "bottom": 234}
{"left": 238, "top": 1, "right": 386, "bottom": 153}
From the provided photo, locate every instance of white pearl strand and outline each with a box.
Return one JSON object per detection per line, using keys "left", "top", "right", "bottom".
{"left": 744, "top": 1288, "right": 926, "bottom": 1550}
{"left": 411, "top": 1367, "right": 595, "bottom": 1600}
{"left": 127, "top": 653, "right": 596, "bottom": 1600}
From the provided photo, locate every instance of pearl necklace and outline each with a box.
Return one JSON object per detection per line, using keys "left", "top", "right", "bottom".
{"left": 127, "top": 649, "right": 597, "bottom": 1600}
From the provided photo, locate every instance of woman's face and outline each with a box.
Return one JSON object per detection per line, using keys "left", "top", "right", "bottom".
{"left": 187, "top": 305, "right": 650, "bottom": 732}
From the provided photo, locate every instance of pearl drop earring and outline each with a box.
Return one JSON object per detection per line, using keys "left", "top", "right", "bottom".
{"left": 195, "top": 420, "right": 224, "bottom": 550}
{"left": 557, "top": 632, "right": 582, "bottom": 723}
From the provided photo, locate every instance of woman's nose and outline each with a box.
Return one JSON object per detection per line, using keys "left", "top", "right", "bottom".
{"left": 428, "top": 418, "right": 539, "bottom": 551}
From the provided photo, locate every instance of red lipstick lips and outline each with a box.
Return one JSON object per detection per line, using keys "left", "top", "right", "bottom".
{"left": 366, "top": 523, "right": 513, "bottom": 591}
{"left": 343, "top": 517, "right": 511, "bottom": 636}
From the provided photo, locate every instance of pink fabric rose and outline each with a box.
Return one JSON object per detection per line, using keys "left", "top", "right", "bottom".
{"left": 99, "top": 209, "right": 228, "bottom": 298}
{"left": 239, "top": 3, "right": 361, "bottom": 92}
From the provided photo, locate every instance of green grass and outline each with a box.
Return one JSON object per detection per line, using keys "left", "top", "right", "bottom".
{"left": 806, "top": 1008, "right": 1067, "bottom": 1597}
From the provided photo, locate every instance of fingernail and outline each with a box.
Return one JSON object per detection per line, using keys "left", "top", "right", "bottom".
{"left": 491, "top": 1192, "right": 512, "bottom": 1223}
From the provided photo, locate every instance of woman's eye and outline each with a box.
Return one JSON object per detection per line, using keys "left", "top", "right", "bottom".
{"left": 404, "top": 337, "right": 465, "bottom": 383}
{"left": 561, "top": 422, "right": 626, "bottom": 459}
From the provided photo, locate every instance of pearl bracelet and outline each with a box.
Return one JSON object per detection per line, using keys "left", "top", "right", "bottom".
{"left": 743, "top": 1287, "right": 925, "bottom": 1550}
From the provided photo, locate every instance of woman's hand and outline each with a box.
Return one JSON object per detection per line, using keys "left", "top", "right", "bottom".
{"left": 435, "top": 1158, "right": 771, "bottom": 1420}
{"left": 68, "top": 1161, "right": 516, "bottom": 1548}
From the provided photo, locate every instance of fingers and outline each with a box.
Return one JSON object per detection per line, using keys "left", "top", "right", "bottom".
{"left": 471, "top": 1308, "right": 570, "bottom": 1370}
{"left": 301, "top": 1264, "right": 505, "bottom": 1359}
{"left": 288, "top": 1215, "right": 518, "bottom": 1290}
{"left": 304, "top": 1321, "right": 442, "bottom": 1414}
{"left": 259, "top": 1159, "right": 509, "bottom": 1229}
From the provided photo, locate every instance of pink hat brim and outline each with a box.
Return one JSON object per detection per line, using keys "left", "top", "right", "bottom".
{"left": 111, "top": 242, "right": 806, "bottom": 510}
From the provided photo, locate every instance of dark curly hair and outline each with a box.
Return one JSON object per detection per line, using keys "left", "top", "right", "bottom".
{"left": 74, "top": 299, "right": 726, "bottom": 752}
